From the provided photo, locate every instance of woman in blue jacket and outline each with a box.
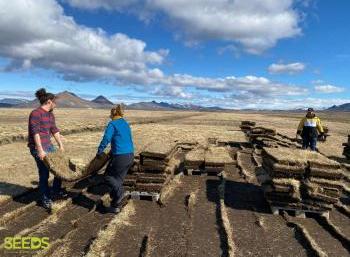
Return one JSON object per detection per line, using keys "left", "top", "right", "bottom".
{"left": 97, "top": 104, "right": 134, "bottom": 213}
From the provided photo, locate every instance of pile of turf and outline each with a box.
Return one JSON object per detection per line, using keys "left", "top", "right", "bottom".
{"left": 240, "top": 120, "right": 256, "bottom": 132}
{"left": 184, "top": 147, "right": 206, "bottom": 170}
{"left": 128, "top": 141, "right": 185, "bottom": 193}
{"left": 123, "top": 173, "right": 170, "bottom": 193}
{"left": 204, "top": 146, "right": 235, "bottom": 174}
{"left": 216, "top": 131, "right": 248, "bottom": 146}
{"left": 246, "top": 126, "right": 294, "bottom": 149}
{"left": 184, "top": 145, "right": 234, "bottom": 174}
{"left": 261, "top": 147, "right": 345, "bottom": 211}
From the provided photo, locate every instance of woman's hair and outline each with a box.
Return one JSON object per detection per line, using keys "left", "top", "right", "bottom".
{"left": 35, "top": 88, "right": 55, "bottom": 105}
{"left": 110, "top": 104, "right": 124, "bottom": 118}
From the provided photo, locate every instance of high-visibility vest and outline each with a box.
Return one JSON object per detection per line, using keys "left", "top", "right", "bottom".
{"left": 297, "top": 116, "right": 324, "bottom": 137}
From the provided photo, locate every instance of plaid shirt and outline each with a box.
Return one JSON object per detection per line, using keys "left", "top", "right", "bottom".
{"left": 28, "top": 107, "right": 60, "bottom": 151}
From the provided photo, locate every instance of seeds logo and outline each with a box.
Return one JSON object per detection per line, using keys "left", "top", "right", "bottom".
{"left": 4, "top": 236, "right": 49, "bottom": 251}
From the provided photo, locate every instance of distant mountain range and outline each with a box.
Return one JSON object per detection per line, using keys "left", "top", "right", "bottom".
{"left": 0, "top": 98, "right": 30, "bottom": 108}
{"left": 327, "top": 103, "right": 350, "bottom": 111}
{"left": 2, "top": 90, "right": 348, "bottom": 111}
{"left": 16, "top": 91, "right": 103, "bottom": 109}
{"left": 0, "top": 91, "right": 225, "bottom": 111}
{"left": 127, "top": 100, "right": 224, "bottom": 111}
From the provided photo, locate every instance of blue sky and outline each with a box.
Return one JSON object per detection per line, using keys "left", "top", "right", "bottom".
{"left": 0, "top": 0, "right": 349, "bottom": 109}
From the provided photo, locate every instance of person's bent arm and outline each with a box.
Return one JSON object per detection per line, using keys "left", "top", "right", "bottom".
{"left": 29, "top": 111, "right": 46, "bottom": 160}
{"left": 316, "top": 118, "right": 324, "bottom": 134}
{"left": 50, "top": 114, "right": 63, "bottom": 151}
{"left": 297, "top": 118, "right": 305, "bottom": 135}
{"left": 34, "top": 133, "right": 46, "bottom": 160}
{"left": 53, "top": 132, "right": 64, "bottom": 151}
{"left": 97, "top": 123, "right": 114, "bottom": 155}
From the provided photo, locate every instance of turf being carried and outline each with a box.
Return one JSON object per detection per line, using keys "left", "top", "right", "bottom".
{"left": 44, "top": 151, "right": 111, "bottom": 181}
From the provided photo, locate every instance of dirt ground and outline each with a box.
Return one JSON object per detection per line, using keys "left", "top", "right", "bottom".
{"left": 0, "top": 109, "right": 349, "bottom": 257}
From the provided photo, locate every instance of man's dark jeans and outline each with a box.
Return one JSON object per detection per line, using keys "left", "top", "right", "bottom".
{"left": 30, "top": 146, "right": 62, "bottom": 201}
{"left": 302, "top": 135, "right": 317, "bottom": 151}
{"left": 104, "top": 153, "right": 134, "bottom": 207}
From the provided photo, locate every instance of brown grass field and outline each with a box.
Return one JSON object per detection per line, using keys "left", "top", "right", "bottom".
{"left": 0, "top": 108, "right": 349, "bottom": 257}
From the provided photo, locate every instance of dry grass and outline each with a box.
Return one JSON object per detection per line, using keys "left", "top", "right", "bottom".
{"left": 165, "top": 150, "right": 185, "bottom": 175}
{"left": 159, "top": 173, "right": 183, "bottom": 205}
{"left": 85, "top": 201, "right": 136, "bottom": 257}
{"left": 218, "top": 172, "right": 236, "bottom": 257}
{"left": 0, "top": 109, "right": 199, "bottom": 144}
{"left": 186, "top": 189, "right": 198, "bottom": 218}
{"left": 0, "top": 109, "right": 349, "bottom": 201}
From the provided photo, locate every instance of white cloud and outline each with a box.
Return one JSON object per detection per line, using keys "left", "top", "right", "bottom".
{"left": 0, "top": 0, "right": 323, "bottom": 109}
{"left": 154, "top": 86, "right": 193, "bottom": 99}
{"left": 65, "top": 0, "right": 302, "bottom": 54}
{"left": 314, "top": 84, "right": 345, "bottom": 94}
{"left": 0, "top": 0, "right": 307, "bottom": 98}
{"left": 268, "top": 62, "right": 306, "bottom": 74}
{"left": 216, "top": 95, "right": 350, "bottom": 110}
{"left": 63, "top": 0, "right": 138, "bottom": 10}
{"left": 0, "top": 0, "right": 167, "bottom": 83}
{"left": 0, "top": 90, "right": 35, "bottom": 99}
{"left": 159, "top": 74, "right": 308, "bottom": 97}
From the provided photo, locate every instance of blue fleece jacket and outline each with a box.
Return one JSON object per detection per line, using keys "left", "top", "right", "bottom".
{"left": 97, "top": 118, "right": 134, "bottom": 155}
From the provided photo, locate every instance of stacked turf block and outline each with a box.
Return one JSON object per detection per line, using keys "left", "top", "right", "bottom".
{"left": 343, "top": 135, "right": 350, "bottom": 159}
{"left": 204, "top": 146, "right": 235, "bottom": 174}
{"left": 261, "top": 147, "right": 344, "bottom": 212}
{"left": 248, "top": 127, "right": 279, "bottom": 148}
{"left": 247, "top": 124, "right": 295, "bottom": 148}
{"left": 125, "top": 141, "right": 185, "bottom": 193}
{"left": 184, "top": 146, "right": 234, "bottom": 175}
{"left": 240, "top": 121, "right": 256, "bottom": 133}
{"left": 184, "top": 147, "right": 206, "bottom": 172}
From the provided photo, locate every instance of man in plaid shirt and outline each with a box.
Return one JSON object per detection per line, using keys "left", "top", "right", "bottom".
{"left": 28, "top": 88, "right": 66, "bottom": 210}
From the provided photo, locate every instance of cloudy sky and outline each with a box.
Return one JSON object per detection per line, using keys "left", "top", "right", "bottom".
{"left": 0, "top": 0, "right": 349, "bottom": 109}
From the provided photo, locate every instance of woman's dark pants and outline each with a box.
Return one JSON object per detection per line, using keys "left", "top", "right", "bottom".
{"left": 104, "top": 153, "right": 134, "bottom": 207}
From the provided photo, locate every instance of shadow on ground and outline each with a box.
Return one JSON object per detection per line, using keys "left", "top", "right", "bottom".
{"left": 0, "top": 182, "right": 38, "bottom": 204}
{"left": 206, "top": 178, "right": 270, "bottom": 214}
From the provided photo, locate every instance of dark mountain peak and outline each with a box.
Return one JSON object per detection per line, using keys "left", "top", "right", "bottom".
{"left": 327, "top": 102, "right": 350, "bottom": 111}
{"left": 58, "top": 91, "right": 78, "bottom": 97}
{"left": 92, "top": 95, "right": 114, "bottom": 105}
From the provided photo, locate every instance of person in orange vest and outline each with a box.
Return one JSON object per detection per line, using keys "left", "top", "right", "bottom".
{"left": 297, "top": 108, "right": 325, "bottom": 151}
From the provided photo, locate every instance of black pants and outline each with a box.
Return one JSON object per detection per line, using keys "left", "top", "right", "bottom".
{"left": 104, "top": 153, "right": 134, "bottom": 207}
{"left": 302, "top": 135, "right": 317, "bottom": 151}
